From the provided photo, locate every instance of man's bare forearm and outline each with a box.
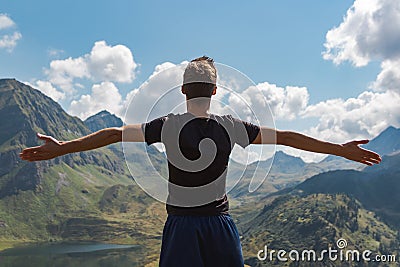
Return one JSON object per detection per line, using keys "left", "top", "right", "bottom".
{"left": 60, "top": 127, "right": 122, "bottom": 155}
{"left": 19, "top": 125, "right": 144, "bottom": 161}
{"left": 277, "top": 131, "right": 343, "bottom": 156}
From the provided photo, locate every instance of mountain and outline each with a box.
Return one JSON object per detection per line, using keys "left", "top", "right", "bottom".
{"left": 320, "top": 126, "right": 400, "bottom": 166}
{"left": 84, "top": 110, "right": 123, "bottom": 132}
{"left": 241, "top": 193, "right": 399, "bottom": 267}
{"left": 228, "top": 149, "right": 361, "bottom": 202}
{"left": 295, "top": 152, "right": 400, "bottom": 228}
{"left": 0, "top": 79, "right": 124, "bottom": 198}
{"left": 233, "top": 134, "right": 400, "bottom": 266}
{"left": 0, "top": 79, "right": 166, "bottom": 264}
{"left": 364, "top": 126, "right": 400, "bottom": 155}
{"left": 257, "top": 150, "right": 306, "bottom": 174}
{"left": 229, "top": 125, "right": 400, "bottom": 203}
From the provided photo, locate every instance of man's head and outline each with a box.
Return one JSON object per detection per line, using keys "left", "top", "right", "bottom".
{"left": 182, "top": 56, "right": 217, "bottom": 100}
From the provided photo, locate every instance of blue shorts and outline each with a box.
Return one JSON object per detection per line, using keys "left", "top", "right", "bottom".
{"left": 159, "top": 214, "right": 244, "bottom": 267}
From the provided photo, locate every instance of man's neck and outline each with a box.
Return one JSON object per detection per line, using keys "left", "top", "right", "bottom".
{"left": 186, "top": 98, "right": 211, "bottom": 118}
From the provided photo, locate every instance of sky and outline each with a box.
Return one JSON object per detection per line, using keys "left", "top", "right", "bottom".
{"left": 1, "top": 0, "right": 400, "bottom": 162}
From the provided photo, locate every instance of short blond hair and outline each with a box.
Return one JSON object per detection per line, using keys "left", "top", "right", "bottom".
{"left": 183, "top": 56, "right": 217, "bottom": 85}
{"left": 183, "top": 56, "right": 217, "bottom": 99}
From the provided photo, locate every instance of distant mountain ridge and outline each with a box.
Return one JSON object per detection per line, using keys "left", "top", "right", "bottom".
{"left": 364, "top": 126, "right": 400, "bottom": 155}
{"left": 295, "top": 152, "right": 400, "bottom": 228}
{"left": 320, "top": 125, "right": 400, "bottom": 165}
{"left": 84, "top": 110, "right": 123, "bottom": 132}
{"left": 246, "top": 126, "right": 398, "bottom": 194}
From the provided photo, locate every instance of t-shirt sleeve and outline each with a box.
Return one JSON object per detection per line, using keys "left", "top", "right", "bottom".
{"left": 141, "top": 116, "right": 167, "bottom": 146}
{"left": 231, "top": 116, "right": 260, "bottom": 148}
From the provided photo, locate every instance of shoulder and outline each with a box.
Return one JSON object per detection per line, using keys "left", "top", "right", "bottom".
{"left": 210, "top": 113, "right": 235, "bottom": 124}
{"left": 213, "top": 114, "right": 255, "bottom": 128}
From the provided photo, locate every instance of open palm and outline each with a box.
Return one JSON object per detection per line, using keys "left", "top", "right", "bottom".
{"left": 341, "top": 140, "right": 382, "bottom": 166}
{"left": 19, "top": 133, "right": 63, "bottom": 161}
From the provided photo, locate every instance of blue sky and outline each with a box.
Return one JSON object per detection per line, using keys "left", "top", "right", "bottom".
{"left": 1, "top": 0, "right": 399, "bottom": 162}
{"left": 1, "top": 0, "right": 378, "bottom": 99}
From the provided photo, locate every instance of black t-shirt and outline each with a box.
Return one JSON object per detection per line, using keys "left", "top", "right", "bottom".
{"left": 141, "top": 112, "right": 260, "bottom": 215}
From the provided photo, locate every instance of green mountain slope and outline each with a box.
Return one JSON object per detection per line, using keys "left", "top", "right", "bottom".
{"left": 296, "top": 152, "right": 400, "bottom": 228}
{"left": 241, "top": 194, "right": 399, "bottom": 267}
{"left": 0, "top": 79, "right": 125, "bottom": 197}
{"left": 0, "top": 79, "right": 166, "bottom": 264}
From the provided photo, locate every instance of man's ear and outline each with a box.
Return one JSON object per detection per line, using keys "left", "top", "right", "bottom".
{"left": 181, "top": 85, "right": 186, "bottom": 94}
{"left": 212, "top": 86, "right": 217, "bottom": 95}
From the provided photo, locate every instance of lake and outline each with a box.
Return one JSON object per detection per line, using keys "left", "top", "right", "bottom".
{"left": 0, "top": 242, "right": 144, "bottom": 267}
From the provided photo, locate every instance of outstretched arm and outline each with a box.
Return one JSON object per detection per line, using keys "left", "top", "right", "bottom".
{"left": 252, "top": 127, "right": 382, "bottom": 166}
{"left": 19, "top": 124, "right": 144, "bottom": 161}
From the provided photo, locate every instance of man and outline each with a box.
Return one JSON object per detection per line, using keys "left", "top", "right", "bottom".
{"left": 20, "top": 56, "right": 381, "bottom": 266}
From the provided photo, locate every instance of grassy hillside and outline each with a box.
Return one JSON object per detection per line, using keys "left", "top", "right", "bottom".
{"left": 0, "top": 161, "right": 167, "bottom": 261}
{"left": 240, "top": 194, "right": 399, "bottom": 267}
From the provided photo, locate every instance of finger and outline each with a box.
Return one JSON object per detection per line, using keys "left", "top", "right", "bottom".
{"left": 367, "top": 153, "right": 382, "bottom": 162}
{"left": 19, "top": 152, "right": 35, "bottom": 160}
{"left": 20, "top": 150, "right": 49, "bottom": 160}
{"left": 352, "top": 157, "right": 373, "bottom": 166}
{"left": 37, "top": 133, "right": 52, "bottom": 142}
{"left": 26, "top": 153, "right": 50, "bottom": 161}
{"left": 362, "top": 152, "right": 381, "bottom": 161}
{"left": 359, "top": 160, "right": 373, "bottom": 166}
{"left": 20, "top": 150, "right": 44, "bottom": 159}
{"left": 363, "top": 157, "right": 381, "bottom": 164}
{"left": 354, "top": 139, "right": 369, "bottom": 145}
{"left": 20, "top": 146, "right": 42, "bottom": 154}
{"left": 360, "top": 149, "right": 382, "bottom": 160}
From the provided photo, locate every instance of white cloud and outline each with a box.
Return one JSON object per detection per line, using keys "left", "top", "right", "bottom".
{"left": 45, "top": 40, "right": 137, "bottom": 95}
{"left": 323, "top": 0, "right": 400, "bottom": 67}
{"left": 371, "top": 58, "right": 400, "bottom": 93}
{"left": 216, "top": 79, "right": 399, "bottom": 163}
{"left": 0, "top": 14, "right": 15, "bottom": 29}
{"left": 46, "top": 57, "right": 89, "bottom": 94}
{"left": 256, "top": 82, "right": 309, "bottom": 121}
{"left": 123, "top": 62, "right": 185, "bottom": 124}
{"left": 259, "top": 87, "right": 400, "bottom": 162}
{"left": 323, "top": 0, "right": 400, "bottom": 95}
{"left": 87, "top": 41, "right": 137, "bottom": 83}
{"left": 123, "top": 62, "right": 301, "bottom": 126}
{"left": 148, "top": 62, "right": 176, "bottom": 80}
{"left": 0, "top": 31, "right": 21, "bottom": 51}
{"left": 69, "top": 81, "right": 123, "bottom": 120}
{"left": 219, "top": 82, "right": 309, "bottom": 124}
{"left": 302, "top": 90, "right": 400, "bottom": 143}
{"left": 0, "top": 14, "right": 21, "bottom": 52}
{"left": 47, "top": 48, "right": 65, "bottom": 58}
